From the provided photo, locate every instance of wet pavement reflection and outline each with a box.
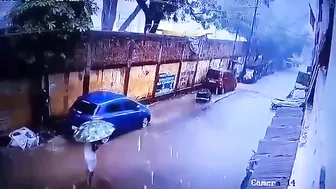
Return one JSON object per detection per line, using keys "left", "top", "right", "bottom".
{"left": 0, "top": 70, "right": 299, "bottom": 189}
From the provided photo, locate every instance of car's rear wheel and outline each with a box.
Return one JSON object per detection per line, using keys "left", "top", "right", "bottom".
{"left": 142, "top": 117, "right": 149, "bottom": 128}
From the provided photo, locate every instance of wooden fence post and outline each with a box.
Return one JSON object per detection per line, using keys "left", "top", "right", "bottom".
{"left": 151, "top": 40, "right": 163, "bottom": 99}
{"left": 174, "top": 43, "right": 186, "bottom": 93}
{"left": 123, "top": 39, "right": 134, "bottom": 96}
{"left": 83, "top": 41, "right": 92, "bottom": 95}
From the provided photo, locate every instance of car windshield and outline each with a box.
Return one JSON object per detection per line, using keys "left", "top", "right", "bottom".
{"left": 206, "top": 69, "right": 220, "bottom": 79}
{"left": 71, "top": 100, "right": 98, "bottom": 115}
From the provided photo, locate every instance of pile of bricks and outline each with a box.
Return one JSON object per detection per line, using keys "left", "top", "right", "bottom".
{"left": 246, "top": 107, "right": 304, "bottom": 189}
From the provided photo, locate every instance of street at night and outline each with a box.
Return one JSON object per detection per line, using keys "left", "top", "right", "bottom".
{"left": 0, "top": 69, "right": 300, "bottom": 189}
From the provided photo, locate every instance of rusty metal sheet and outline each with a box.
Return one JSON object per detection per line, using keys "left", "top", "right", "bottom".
{"left": 49, "top": 72, "right": 84, "bottom": 116}
{"left": 194, "top": 60, "right": 210, "bottom": 85}
{"left": 89, "top": 68, "right": 126, "bottom": 94}
{"left": 131, "top": 40, "right": 161, "bottom": 64}
{"left": 49, "top": 74, "right": 67, "bottom": 116}
{"left": 91, "top": 38, "right": 130, "bottom": 67}
{"left": 155, "top": 63, "right": 179, "bottom": 96}
{"left": 67, "top": 72, "right": 84, "bottom": 111}
{"left": 221, "top": 58, "right": 230, "bottom": 71}
{"left": 127, "top": 65, "right": 157, "bottom": 100}
{"left": 0, "top": 111, "right": 10, "bottom": 133}
{"left": 0, "top": 80, "right": 32, "bottom": 131}
{"left": 177, "top": 61, "right": 197, "bottom": 90}
{"left": 161, "top": 40, "right": 184, "bottom": 62}
{"left": 209, "top": 59, "right": 221, "bottom": 70}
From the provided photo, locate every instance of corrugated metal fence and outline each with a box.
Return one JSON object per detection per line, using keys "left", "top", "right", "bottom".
{"left": 0, "top": 31, "right": 248, "bottom": 131}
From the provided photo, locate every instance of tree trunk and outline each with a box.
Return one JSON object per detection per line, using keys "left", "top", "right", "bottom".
{"left": 118, "top": 5, "right": 141, "bottom": 31}
{"left": 144, "top": 14, "right": 153, "bottom": 33}
{"left": 149, "top": 19, "right": 160, "bottom": 33}
{"left": 101, "top": 0, "right": 118, "bottom": 31}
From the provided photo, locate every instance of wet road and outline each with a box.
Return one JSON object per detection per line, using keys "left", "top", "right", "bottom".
{"left": 0, "top": 69, "right": 299, "bottom": 189}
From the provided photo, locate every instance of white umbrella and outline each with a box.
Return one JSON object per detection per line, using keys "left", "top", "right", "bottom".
{"left": 73, "top": 120, "right": 115, "bottom": 143}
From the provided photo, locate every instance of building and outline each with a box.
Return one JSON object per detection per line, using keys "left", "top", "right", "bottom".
{"left": 305, "top": 0, "right": 336, "bottom": 188}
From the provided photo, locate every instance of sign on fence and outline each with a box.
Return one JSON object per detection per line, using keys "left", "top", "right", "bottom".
{"left": 156, "top": 73, "right": 176, "bottom": 96}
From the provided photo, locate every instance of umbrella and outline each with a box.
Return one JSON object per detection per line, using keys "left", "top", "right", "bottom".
{"left": 73, "top": 120, "right": 115, "bottom": 143}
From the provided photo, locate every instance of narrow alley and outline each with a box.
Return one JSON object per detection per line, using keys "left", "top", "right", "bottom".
{"left": 0, "top": 69, "right": 299, "bottom": 189}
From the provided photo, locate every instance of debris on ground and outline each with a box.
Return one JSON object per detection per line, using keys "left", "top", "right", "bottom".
{"left": 8, "top": 127, "right": 39, "bottom": 149}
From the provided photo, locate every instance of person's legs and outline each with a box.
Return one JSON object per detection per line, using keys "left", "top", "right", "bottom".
{"left": 86, "top": 159, "right": 97, "bottom": 186}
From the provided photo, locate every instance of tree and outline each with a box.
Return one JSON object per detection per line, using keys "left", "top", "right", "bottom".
{"left": 118, "top": 5, "right": 141, "bottom": 31}
{"left": 102, "top": 0, "right": 118, "bottom": 30}
{"left": 5, "top": 0, "right": 97, "bottom": 124}
{"left": 135, "top": 0, "right": 185, "bottom": 33}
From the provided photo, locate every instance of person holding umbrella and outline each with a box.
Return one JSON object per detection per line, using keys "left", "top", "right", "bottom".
{"left": 73, "top": 120, "right": 116, "bottom": 187}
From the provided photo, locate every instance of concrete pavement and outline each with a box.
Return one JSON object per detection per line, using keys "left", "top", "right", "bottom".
{"left": 0, "top": 69, "right": 299, "bottom": 189}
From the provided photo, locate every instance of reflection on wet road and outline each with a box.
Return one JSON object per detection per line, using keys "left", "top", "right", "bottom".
{"left": 0, "top": 70, "right": 299, "bottom": 189}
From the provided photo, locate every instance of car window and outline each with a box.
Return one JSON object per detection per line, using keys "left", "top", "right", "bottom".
{"left": 206, "top": 69, "right": 221, "bottom": 79}
{"left": 71, "top": 100, "right": 98, "bottom": 115}
{"left": 105, "top": 103, "right": 123, "bottom": 113}
{"left": 123, "top": 99, "right": 139, "bottom": 110}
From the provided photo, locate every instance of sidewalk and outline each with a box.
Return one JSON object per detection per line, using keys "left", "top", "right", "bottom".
{"left": 288, "top": 109, "right": 322, "bottom": 189}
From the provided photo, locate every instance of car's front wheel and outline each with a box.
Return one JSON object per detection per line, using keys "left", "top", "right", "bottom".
{"left": 142, "top": 117, "right": 149, "bottom": 128}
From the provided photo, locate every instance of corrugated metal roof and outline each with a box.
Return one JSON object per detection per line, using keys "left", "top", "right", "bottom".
{"left": 253, "top": 156, "right": 295, "bottom": 178}
{"left": 275, "top": 107, "right": 304, "bottom": 117}
{"left": 264, "top": 126, "right": 301, "bottom": 141}
{"left": 256, "top": 140, "right": 299, "bottom": 156}
{"left": 271, "top": 116, "right": 302, "bottom": 127}
{"left": 245, "top": 106, "right": 304, "bottom": 189}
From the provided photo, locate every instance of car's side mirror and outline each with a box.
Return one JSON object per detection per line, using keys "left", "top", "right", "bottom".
{"left": 136, "top": 105, "right": 141, "bottom": 110}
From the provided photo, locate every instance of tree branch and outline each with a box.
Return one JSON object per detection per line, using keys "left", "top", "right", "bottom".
{"left": 135, "top": 0, "right": 150, "bottom": 15}
{"left": 118, "top": 5, "right": 141, "bottom": 31}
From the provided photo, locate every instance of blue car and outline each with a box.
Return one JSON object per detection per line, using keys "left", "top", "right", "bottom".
{"left": 64, "top": 91, "right": 151, "bottom": 142}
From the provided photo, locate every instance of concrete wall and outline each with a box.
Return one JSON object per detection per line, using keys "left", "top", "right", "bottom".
{"left": 319, "top": 8, "right": 336, "bottom": 188}
{"left": 308, "top": 0, "right": 336, "bottom": 187}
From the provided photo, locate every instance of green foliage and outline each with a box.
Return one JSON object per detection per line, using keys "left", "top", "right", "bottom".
{"left": 5, "top": 0, "right": 98, "bottom": 64}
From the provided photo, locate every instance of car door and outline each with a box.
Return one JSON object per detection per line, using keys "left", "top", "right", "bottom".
{"left": 102, "top": 100, "right": 129, "bottom": 132}
{"left": 120, "top": 99, "right": 142, "bottom": 130}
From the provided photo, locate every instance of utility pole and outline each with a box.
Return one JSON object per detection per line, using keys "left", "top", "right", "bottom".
{"left": 241, "top": 0, "right": 260, "bottom": 78}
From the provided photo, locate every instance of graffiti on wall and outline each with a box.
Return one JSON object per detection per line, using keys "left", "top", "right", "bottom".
{"left": 194, "top": 60, "right": 210, "bottom": 85}
{"left": 178, "top": 61, "right": 197, "bottom": 89}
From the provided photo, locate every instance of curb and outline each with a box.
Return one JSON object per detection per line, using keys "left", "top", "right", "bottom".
{"left": 212, "top": 91, "right": 236, "bottom": 103}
